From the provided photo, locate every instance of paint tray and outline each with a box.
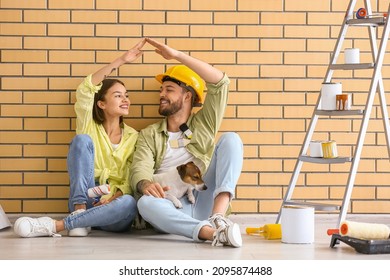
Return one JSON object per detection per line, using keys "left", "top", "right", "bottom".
{"left": 330, "top": 234, "right": 390, "bottom": 254}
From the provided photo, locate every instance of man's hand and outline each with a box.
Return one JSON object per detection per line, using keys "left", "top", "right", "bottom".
{"left": 146, "top": 37, "right": 180, "bottom": 61}
{"left": 138, "top": 180, "right": 170, "bottom": 198}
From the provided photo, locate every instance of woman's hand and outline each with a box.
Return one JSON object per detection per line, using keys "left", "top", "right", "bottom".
{"left": 92, "top": 190, "right": 123, "bottom": 206}
{"left": 139, "top": 180, "right": 170, "bottom": 198}
{"left": 120, "top": 38, "right": 147, "bottom": 64}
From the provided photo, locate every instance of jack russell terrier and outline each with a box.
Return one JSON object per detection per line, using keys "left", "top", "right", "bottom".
{"left": 153, "top": 161, "right": 207, "bottom": 208}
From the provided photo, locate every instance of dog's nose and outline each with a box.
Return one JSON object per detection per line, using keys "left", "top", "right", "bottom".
{"left": 203, "top": 186, "right": 208, "bottom": 190}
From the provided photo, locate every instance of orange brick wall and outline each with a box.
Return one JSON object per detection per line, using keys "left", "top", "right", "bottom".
{"left": 1, "top": 0, "right": 390, "bottom": 214}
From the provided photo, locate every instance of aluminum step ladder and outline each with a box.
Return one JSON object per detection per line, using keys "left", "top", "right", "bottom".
{"left": 276, "top": 0, "right": 390, "bottom": 228}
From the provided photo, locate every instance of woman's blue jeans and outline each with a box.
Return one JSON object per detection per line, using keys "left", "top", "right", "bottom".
{"left": 64, "top": 134, "right": 137, "bottom": 232}
{"left": 137, "top": 132, "right": 244, "bottom": 242}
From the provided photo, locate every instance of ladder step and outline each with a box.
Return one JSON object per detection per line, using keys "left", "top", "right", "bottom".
{"left": 315, "top": 109, "right": 364, "bottom": 116}
{"left": 283, "top": 201, "right": 341, "bottom": 211}
{"left": 347, "top": 17, "right": 386, "bottom": 26}
{"left": 330, "top": 63, "right": 375, "bottom": 70}
{"left": 299, "top": 155, "right": 352, "bottom": 164}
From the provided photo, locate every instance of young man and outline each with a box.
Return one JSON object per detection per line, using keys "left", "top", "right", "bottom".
{"left": 130, "top": 38, "right": 244, "bottom": 247}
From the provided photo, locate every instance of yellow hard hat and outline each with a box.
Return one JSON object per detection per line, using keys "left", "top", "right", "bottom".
{"left": 155, "top": 65, "right": 205, "bottom": 105}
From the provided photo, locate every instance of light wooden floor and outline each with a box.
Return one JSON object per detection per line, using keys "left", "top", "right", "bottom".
{"left": 0, "top": 213, "right": 389, "bottom": 260}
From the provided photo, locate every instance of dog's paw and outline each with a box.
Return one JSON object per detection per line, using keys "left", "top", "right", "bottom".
{"left": 174, "top": 201, "right": 183, "bottom": 208}
{"left": 188, "top": 197, "right": 195, "bottom": 204}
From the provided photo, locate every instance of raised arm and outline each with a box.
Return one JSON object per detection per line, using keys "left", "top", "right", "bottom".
{"left": 145, "top": 37, "right": 223, "bottom": 84}
{"left": 91, "top": 38, "right": 146, "bottom": 85}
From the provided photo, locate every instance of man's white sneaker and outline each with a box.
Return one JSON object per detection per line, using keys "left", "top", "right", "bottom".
{"left": 208, "top": 213, "right": 233, "bottom": 229}
{"left": 14, "top": 217, "right": 60, "bottom": 238}
{"left": 68, "top": 209, "right": 90, "bottom": 237}
{"left": 212, "top": 223, "right": 242, "bottom": 248}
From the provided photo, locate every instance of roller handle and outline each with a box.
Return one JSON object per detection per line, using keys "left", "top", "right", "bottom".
{"left": 246, "top": 227, "right": 264, "bottom": 234}
{"left": 327, "top": 228, "right": 339, "bottom": 236}
{"left": 356, "top": 8, "right": 367, "bottom": 19}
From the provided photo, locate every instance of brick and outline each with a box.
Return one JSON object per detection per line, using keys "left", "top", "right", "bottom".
{"left": 24, "top": 119, "right": 70, "bottom": 131}
{"left": 72, "top": 37, "right": 118, "bottom": 50}
{"left": 260, "top": 119, "right": 305, "bottom": 132}
{"left": 0, "top": 173, "right": 22, "bottom": 185}
{"left": 0, "top": 63, "right": 22, "bottom": 76}
{"left": 48, "top": 159, "right": 67, "bottom": 172}
{"left": 0, "top": 0, "right": 47, "bottom": 9}
{"left": 0, "top": 91, "right": 22, "bottom": 103}
{"left": 24, "top": 10, "right": 70, "bottom": 22}
{"left": 0, "top": 186, "right": 46, "bottom": 198}
{"left": 243, "top": 159, "right": 282, "bottom": 172}
{"left": 238, "top": 26, "right": 283, "bottom": 38}
{"left": 261, "top": 39, "right": 306, "bottom": 51}
{"left": 215, "top": 12, "right": 259, "bottom": 24}
{"left": 144, "top": 24, "right": 189, "bottom": 37}
{"left": 214, "top": 39, "right": 259, "bottom": 51}
{"left": 48, "top": 132, "right": 75, "bottom": 144}
{"left": 96, "top": 25, "right": 142, "bottom": 37}
{"left": 261, "top": 12, "right": 306, "bottom": 25}
{"left": 352, "top": 201, "right": 390, "bottom": 214}
{"left": 0, "top": 118, "right": 23, "bottom": 130}
{"left": 330, "top": 186, "right": 376, "bottom": 200}
{"left": 237, "top": 172, "right": 258, "bottom": 185}
{"left": 96, "top": 0, "right": 141, "bottom": 10}
{"left": 48, "top": 24, "right": 94, "bottom": 36}
{"left": 0, "top": 23, "right": 46, "bottom": 36}
{"left": 23, "top": 200, "right": 68, "bottom": 213}
{"left": 308, "top": 12, "right": 344, "bottom": 25}
{"left": 284, "top": 26, "right": 330, "bottom": 38}
{"left": 228, "top": 92, "right": 258, "bottom": 105}
{"left": 165, "top": 38, "right": 212, "bottom": 51}
{"left": 259, "top": 200, "right": 282, "bottom": 213}
{"left": 238, "top": 52, "right": 281, "bottom": 65}
{"left": 0, "top": 200, "right": 21, "bottom": 213}
{"left": 191, "top": 0, "right": 236, "bottom": 11}
{"left": 237, "top": 186, "right": 281, "bottom": 199}
{"left": 48, "top": 0, "right": 95, "bottom": 9}
{"left": 24, "top": 63, "right": 70, "bottom": 76}
{"left": 237, "top": 106, "right": 282, "bottom": 118}
{"left": 0, "top": 159, "right": 46, "bottom": 171}
{"left": 0, "top": 145, "right": 22, "bottom": 157}
{"left": 190, "top": 25, "right": 236, "bottom": 37}
{"left": 1, "top": 105, "right": 47, "bottom": 117}
{"left": 2, "top": 50, "right": 47, "bottom": 62}
{"left": 24, "top": 92, "right": 70, "bottom": 104}
{"left": 48, "top": 105, "right": 75, "bottom": 117}
{"left": 24, "top": 172, "right": 69, "bottom": 185}
{"left": 48, "top": 186, "right": 69, "bottom": 198}
{"left": 49, "top": 51, "right": 95, "bottom": 63}
{"left": 0, "top": 36, "right": 22, "bottom": 48}
{"left": 24, "top": 37, "right": 70, "bottom": 50}
{"left": 167, "top": 12, "right": 212, "bottom": 24}
{"left": 220, "top": 119, "right": 258, "bottom": 132}
{"left": 120, "top": 11, "right": 165, "bottom": 23}
{"left": 262, "top": 65, "right": 306, "bottom": 78}
{"left": 285, "top": 0, "right": 330, "bottom": 11}
{"left": 238, "top": 79, "right": 283, "bottom": 92}
{"left": 72, "top": 11, "right": 117, "bottom": 23}
{"left": 231, "top": 200, "right": 258, "bottom": 213}
{"left": 0, "top": 132, "right": 46, "bottom": 144}
{"left": 0, "top": 10, "right": 22, "bottom": 22}
{"left": 188, "top": 52, "right": 236, "bottom": 64}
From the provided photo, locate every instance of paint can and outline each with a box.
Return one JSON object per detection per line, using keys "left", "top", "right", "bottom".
{"left": 336, "top": 94, "right": 351, "bottom": 110}
{"left": 320, "top": 82, "right": 342, "bottom": 110}
{"left": 321, "top": 141, "right": 338, "bottom": 158}
{"left": 309, "top": 140, "right": 323, "bottom": 157}
{"left": 281, "top": 206, "right": 315, "bottom": 244}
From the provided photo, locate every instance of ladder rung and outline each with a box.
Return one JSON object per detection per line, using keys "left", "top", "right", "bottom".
{"left": 283, "top": 201, "right": 341, "bottom": 211}
{"left": 315, "top": 109, "right": 364, "bottom": 116}
{"left": 299, "top": 155, "right": 352, "bottom": 164}
{"left": 330, "top": 63, "right": 375, "bottom": 70}
{"left": 347, "top": 17, "right": 386, "bottom": 26}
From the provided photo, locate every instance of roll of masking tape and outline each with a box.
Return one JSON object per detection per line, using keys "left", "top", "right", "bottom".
{"left": 344, "top": 48, "right": 360, "bottom": 64}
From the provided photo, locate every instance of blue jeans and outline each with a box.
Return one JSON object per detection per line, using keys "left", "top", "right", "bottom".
{"left": 64, "top": 134, "right": 137, "bottom": 232}
{"left": 137, "top": 132, "right": 243, "bottom": 242}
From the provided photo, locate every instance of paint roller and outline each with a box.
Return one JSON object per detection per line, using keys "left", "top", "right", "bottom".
{"left": 327, "top": 220, "right": 390, "bottom": 240}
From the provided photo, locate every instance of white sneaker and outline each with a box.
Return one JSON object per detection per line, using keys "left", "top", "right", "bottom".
{"left": 14, "top": 217, "right": 60, "bottom": 238}
{"left": 67, "top": 209, "right": 91, "bottom": 237}
{"left": 208, "top": 213, "right": 233, "bottom": 229}
{"left": 212, "top": 223, "right": 242, "bottom": 248}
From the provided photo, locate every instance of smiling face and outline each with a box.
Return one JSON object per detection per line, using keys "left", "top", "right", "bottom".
{"left": 98, "top": 82, "right": 130, "bottom": 117}
{"left": 158, "top": 81, "right": 190, "bottom": 116}
{"left": 93, "top": 79, "right": 129, "bottom": 124}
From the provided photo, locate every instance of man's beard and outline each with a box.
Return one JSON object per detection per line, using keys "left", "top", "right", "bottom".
{"left": 159, "top": 98, "right": 183, "bottom": 116}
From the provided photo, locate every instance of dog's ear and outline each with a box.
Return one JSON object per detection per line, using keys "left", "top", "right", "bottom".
{"left": 177, "top": 164, "right": 187, "bottom": 178}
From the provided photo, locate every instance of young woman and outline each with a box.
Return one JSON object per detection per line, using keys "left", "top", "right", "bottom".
{"left": 14, "top": 39, "right": 146, "bottom": 237}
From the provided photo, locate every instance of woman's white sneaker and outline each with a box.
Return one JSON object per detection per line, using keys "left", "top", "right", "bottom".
{"left": 212, "top": 223, "right": 242, "bottom": 248}
{"left": 67, "top": 209, "right": 90, "bottom": 237}
{"left": 14, "top": 217, "right": 60, "bottom": 238}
